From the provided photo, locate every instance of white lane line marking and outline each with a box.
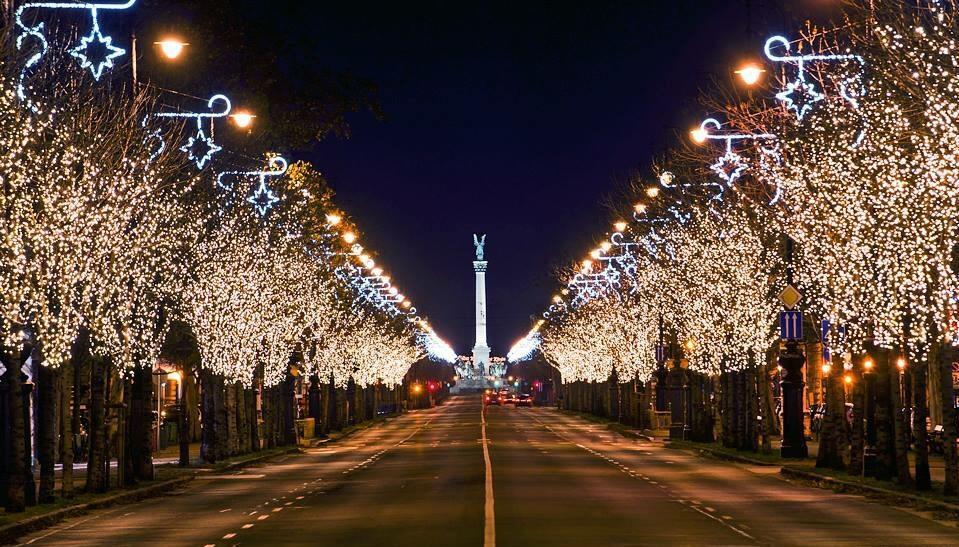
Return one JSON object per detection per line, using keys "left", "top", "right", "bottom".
{"left": 683, "top": 503, "right": 755, "bottom": 541}
{"left": 223, "top": 533, "right": 237, "bottom": 539}
{"left": 482, "top": 403, "right": 496, "bottom": 547}
{"left": 526, "top": 411, "right": 756, "bottom": 543}
{"left": 21, "top": 512, "right": 109, "bottom": 544}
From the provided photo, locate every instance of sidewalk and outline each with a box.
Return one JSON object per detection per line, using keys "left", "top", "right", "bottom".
{"left": 666, "top": 438, "right": 959, "bottom": 516}
{"left": 662, "top": 437, "right": 948, "bottom": 483}
{"left": 553, "top": 408, "right": 959, "bottom": 516}
{"left": 0, "top": 416, "right": 397, "bottom": 544}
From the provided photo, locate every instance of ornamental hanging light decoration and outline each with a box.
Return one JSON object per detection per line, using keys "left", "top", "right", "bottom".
{"left": 216, "top": 156, "right": 289, "bottom": 216}
{"left": 696, "top": 117, "right": 776, "bottom": 188}
{"left": 763, "top": 35, "right": 866, "bottom": 121}
{"left": 15, "top": 1, "right": 137, "bottom": 108}
{"left": 155, "top": 94, "right": 232, "bottom": 170}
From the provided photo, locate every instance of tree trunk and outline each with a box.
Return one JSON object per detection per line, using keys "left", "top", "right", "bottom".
{"left": 309, "top": 375, "right": 321, "bottom": 435}
{"left": 283, "top": 374, "right": 297, "bottom": 445}
{"left": 262, "top": 385, "right": 275, "bottom": 449}
{"left": 758, "top": 367, "right": 772, "bottom": 452}
{"left": 131, "top": 364, "right": 153, "bottom": 482}
{"left": 59, "top": 359, "right": 74, "bottom": 498}
{"left": 200, "top": 369, "right": 216, "bottom": 464}
{"left": 913, "top": 357, "right": 931, "bottom": 490}
{"left": 929, "top": 348, "right": 944, "bottom": 428}
{"left": 4, "top": 347, "right": 25, "bottom": 512}
{"left": 326, "top": 376, "right": 337, "bottom": 432}
{"left": 214, "top": 375, "right": 229, "bottom": 459}
{"left": 735, "top": 370, "right": 746, "bottom": 450}
{"left": 849, "top": 360, "right": 865, "bottom": 476}
{"left": 234, "top": 382, "right": 253, "bottom": 454}
{"left": 346, "top": 377, "right": 356, "bottom": 426}
{"left": 762, "top": 359, "right": 780, "bottom": 436}
{"left": 816, "top": 371, "right": 845, "bottom": 471}
{"left": 874, "top": 349, "right": 895, "bottom": 481}
{"left": 248, "top": 384, "right": 259, "bottom": 452}
{"left": 747, "top": 366, "right": 759, "bottom": 451}
{"left": 225, "top": 380, "right": 238, "bottom": 456}
{"left": 86, "top": 357, "right": 108, "bottom": 493}
{"left": 121, "top": 377, "right": 134, "bottom": 486}
{"left": 185, "top": 365, "right": 201, "bottom": 442}
{"left": 37, "top": 363, "right": 56, "bottom": 503}
{"left": 940, "top": 345, "right": 958, "bottom": 495}
{"left": 891, "top": 361, "right": 912, "bottom": 486}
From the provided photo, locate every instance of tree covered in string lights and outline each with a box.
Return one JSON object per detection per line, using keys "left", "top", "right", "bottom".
{"left": 0, "top": 51, "right": 200, "bottom": 373}
{"left": 528, "top": 0, "right": 959, "bottom": 485}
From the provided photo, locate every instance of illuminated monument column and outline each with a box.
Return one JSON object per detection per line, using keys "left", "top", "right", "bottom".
{"left": 452, "top": 235, "right": 504, "bottom": 394}
{"left": 472, "top": 234, "right": 491, "bottom": 374}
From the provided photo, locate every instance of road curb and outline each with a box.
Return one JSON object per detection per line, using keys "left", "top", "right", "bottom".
{"left": 216, "top": 446, "right": 301, "bottom": 472}
{"left": 666, "top": 442, "right": 778, "bottom": 467}
{"left": 779, "top": 467, "right": 959, "bottom": 515}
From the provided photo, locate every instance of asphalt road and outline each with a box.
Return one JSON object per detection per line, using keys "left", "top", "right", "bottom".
{"left": 16, "top": 395, "right": 959, "bottom": 546}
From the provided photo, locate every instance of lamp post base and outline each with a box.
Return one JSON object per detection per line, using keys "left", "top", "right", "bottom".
{"left": 780, "top": 340, "right": 808, "bottom": 459}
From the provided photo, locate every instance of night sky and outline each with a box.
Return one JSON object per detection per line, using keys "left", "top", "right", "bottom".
{"left": 232, "top": 1, "right": 833, "bottom": 355}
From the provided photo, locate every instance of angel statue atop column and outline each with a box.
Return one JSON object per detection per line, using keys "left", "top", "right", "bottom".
{"left": 473, "top": 234, "right": 486, "bottom": 260}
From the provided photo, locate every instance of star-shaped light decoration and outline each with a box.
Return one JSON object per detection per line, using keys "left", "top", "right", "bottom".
{"left": 180, "top": 128, "right": 222, "bottom": 170}
{"left": 710, "top": 150, "right": 748, "bottom": 185}
{"left": 248, "top": 180, "right": 280, "bottom": 216}
{"left": 776, "top": 77, "right": 825, "bottom": 121}
{"left": 69, "top": 16, "right": 126, "bottom": 81}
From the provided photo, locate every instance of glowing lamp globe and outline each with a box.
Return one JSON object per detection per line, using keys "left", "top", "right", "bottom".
{"left": 735, "top": 63, "right": 765, "bottom": 86}
{"left": 157, "top": 39, "right": 188, "bottom": 59}
{"left": 231, "top": 111, "right": 255, "bottom": 129}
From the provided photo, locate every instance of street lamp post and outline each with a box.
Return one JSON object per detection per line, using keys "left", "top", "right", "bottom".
{"left": 779, "top": 236, "right": 808, "bottom": 458}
